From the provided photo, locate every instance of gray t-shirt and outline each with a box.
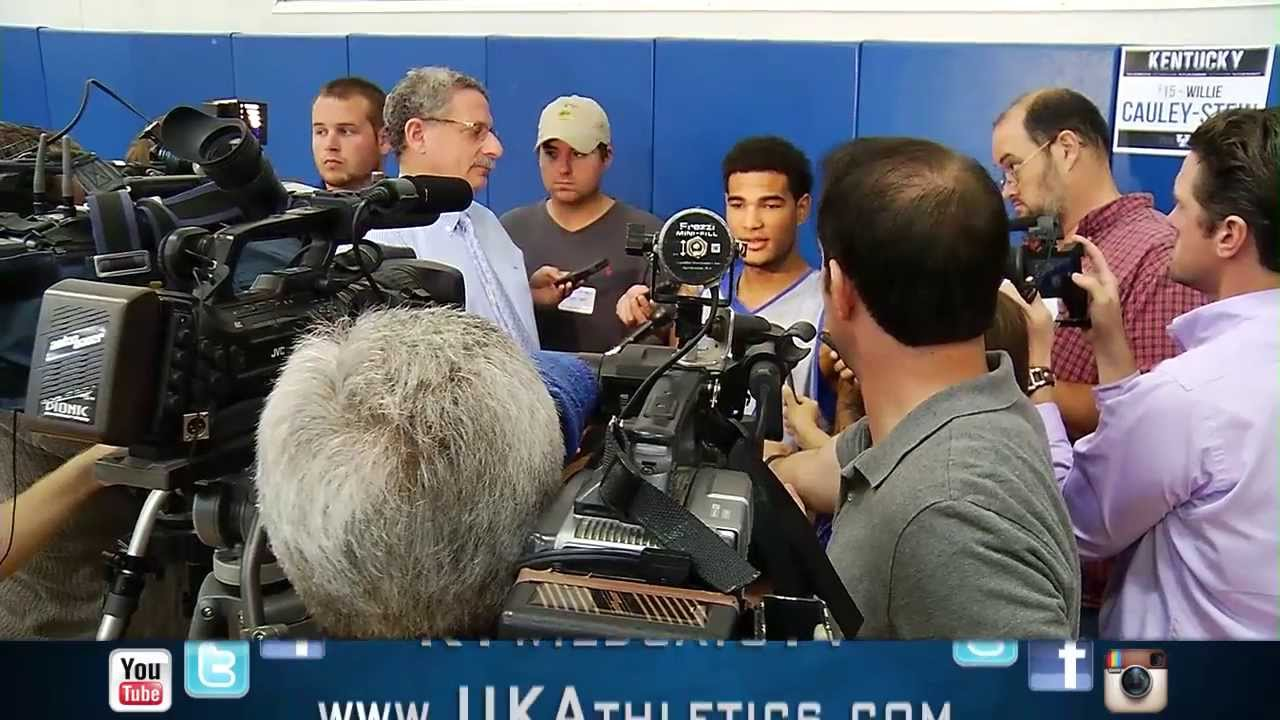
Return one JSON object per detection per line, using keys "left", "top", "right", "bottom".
{"left": 501, "top": 199, "right": 661, "bottom": 352}
{"left": 828, "top": 352, "right": 1080, "bottom": 640}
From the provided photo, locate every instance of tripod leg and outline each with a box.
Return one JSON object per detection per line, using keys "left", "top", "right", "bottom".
{"left": 97, "top": 489, "right": 170, "bottom": 641}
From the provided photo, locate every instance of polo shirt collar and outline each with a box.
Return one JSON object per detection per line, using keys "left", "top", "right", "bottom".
{"left": 843, "top": 351, "right": 1024, "bottom": 489}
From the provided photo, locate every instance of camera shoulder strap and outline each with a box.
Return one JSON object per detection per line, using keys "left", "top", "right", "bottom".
{"left": 87, "top": 190, "right": 143, "bottom": 254}
{"left": 597, "top": 431, "right": 760, "bottom": 594}
{"left": 726, "top": 426, "right": 865, "bottom": 639}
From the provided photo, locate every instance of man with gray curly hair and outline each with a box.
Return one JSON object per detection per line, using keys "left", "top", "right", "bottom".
{"left": 368, "top": 67, "right": 541, "bottom": 354}
{"left": 253, "top": 306, "right": 565, "bottom": 638}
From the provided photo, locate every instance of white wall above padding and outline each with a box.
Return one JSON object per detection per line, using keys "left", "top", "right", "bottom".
{"left": 1, "top": 0, "right": 1277, "bottom": 44}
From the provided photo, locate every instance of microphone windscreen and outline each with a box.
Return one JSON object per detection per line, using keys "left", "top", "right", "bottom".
{"left": 404, "top": 175, "right": 474, "bottom": 215}
{"left": 732, "top": 312, "right": 775, "bottom": 339}
{"left": 530, "top": 350, "right": 600, "bottom": 461}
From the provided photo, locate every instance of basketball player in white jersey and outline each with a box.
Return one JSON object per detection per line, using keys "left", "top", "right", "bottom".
{"left": 617, "top": 136, "right": 840, "bottom": 440}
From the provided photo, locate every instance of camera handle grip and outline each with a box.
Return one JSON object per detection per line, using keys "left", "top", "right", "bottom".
{"left": 747, "top": 360, "right": 784, "bottom": 443}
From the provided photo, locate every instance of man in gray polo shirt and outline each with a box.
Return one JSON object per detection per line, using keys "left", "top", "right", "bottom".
{"left": 774, "top": 137, "right": 1080, "bottom": 639}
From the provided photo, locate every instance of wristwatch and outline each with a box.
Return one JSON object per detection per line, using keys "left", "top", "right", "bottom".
{"left": 1026, "top": 366, "right": 1056, "bottom": 395}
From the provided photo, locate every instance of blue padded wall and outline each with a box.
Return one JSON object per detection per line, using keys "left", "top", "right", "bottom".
{"left": 231, "top": 34, "right": 348, "bottom": 186}
{"left": 1, "top": 26, "right": 50, "bottom": 128}
{"left": 16, "top": 26, "right": 1270, "bottom": 239}
{"left": 653, "top": 40, "right": 859, "bottom": 268}
{"left": 39, "top": 30, "right": 234, "bottom": 160}
{"left": 485, "top": 38, "right": 655, "bottom": 218}
{"left": 347, "top": 34, "right": 487, "bottom": 203}
{"left": 1110, "top": 45, "right": 1280, "bottom": 213}
{"left": 858, "top": 41, "right": 1119, "bottom": 190}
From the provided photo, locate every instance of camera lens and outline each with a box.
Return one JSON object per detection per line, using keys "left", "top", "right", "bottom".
{"left": 1121, "top": 666, "right": 1152, "bottom": 699}
{"left": 1150, "top": 652, "right": 1165, "bottom": 668}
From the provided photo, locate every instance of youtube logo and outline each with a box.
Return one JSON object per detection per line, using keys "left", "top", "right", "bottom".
{"left": 109, "top": 649, "right": 172, "bottom": 713}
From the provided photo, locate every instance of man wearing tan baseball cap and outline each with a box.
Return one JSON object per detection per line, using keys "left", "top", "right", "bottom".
{"left": 501, "top": 95, "right": 661, "bottom": 353}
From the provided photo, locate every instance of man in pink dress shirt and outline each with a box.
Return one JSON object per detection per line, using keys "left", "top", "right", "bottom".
{"left": 1020, "top": 107, "right": 1279, "bottom": 640}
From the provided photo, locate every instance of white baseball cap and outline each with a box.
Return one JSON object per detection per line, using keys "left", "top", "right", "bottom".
{"left": 535, "top": 95, "right": 611, "bottom": 154}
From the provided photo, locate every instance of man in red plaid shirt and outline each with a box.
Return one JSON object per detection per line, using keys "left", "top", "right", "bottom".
{"left": 993, "top": 88, "right": 1204, "bottom": 437}
{"left": 992, "top": 87, "right": 1205, "bottom": 635}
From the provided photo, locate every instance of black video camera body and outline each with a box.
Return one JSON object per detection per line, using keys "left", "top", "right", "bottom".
{"left": 24, "top": 257, "right": 463, "bottom": 485}
{"left": 21, "top": 104, "right": 473, "bottom": 489}
{"left": 502, "top": 332, "right": 756, "bottom": 640}
{"left": 1006, "top": 215, "right": 1090, "bottom": 327}
{"left": 499, "top": 209, "right": 856, "bottom": 642}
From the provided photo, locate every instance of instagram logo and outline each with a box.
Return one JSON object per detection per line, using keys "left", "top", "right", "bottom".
{"left": 108, "top": 649, "right": 172, "bottom": 713}
{"left": 1104, "top": 649, "right": 1168, "bottom": 714}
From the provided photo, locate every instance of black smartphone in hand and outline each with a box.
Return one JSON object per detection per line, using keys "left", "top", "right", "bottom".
{"left": 556, "top": 258, "right": 610, "bottom": 286}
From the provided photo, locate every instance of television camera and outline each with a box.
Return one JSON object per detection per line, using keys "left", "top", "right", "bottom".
{"left": 498, "top": 209, "right": 864, "bottom": 641}
{"left": 1005, "top": 214, "right": 1089, "bottom": 327}
{"left": 18, "top": 103, "right": 471, "bottom": 641}
{"left": 0, "top": 82, "right": 231, "bottom": 285}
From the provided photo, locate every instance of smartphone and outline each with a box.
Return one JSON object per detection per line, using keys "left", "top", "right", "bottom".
{"left": 556, "top": 258, "right": 610, "bottom": 286}
{"left": 1035, "top": 243, "right": 1091, "bottom": 328}
{"left": 820, "top": 331, "right": 843, "bottom": 355}
{"left": 821, "top": 330, "right": 851, "bottom": 371}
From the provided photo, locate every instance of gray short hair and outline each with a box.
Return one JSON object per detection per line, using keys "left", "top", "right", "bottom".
{"left": 383, "top": 66, "right": 487, "bottom": 155}
{"left": 254, "top": 306, "right": 564, "bottom": 638}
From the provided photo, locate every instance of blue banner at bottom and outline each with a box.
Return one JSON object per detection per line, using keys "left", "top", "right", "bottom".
{"left": 0, "top": 640, "right": 1273, "bottom": 718}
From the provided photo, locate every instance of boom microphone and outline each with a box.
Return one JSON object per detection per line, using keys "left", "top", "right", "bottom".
{"left": 404, "top": 175, "right": 474, "bottom": 215}
{"left": 359, "top": 177, "right": 425, "bottom": 211}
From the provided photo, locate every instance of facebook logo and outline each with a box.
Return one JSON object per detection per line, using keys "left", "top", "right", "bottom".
{"left": 260, "top": 639, "right": 325, "bottom": 660}
{"left": 1028, "top": 640, "right": 1093, "bottom": 692}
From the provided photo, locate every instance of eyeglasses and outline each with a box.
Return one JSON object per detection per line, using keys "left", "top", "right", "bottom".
{"left": 999, "top": 138, "right": 1054, "bottom": 188}
{"left": 424, "top": 116, "right": 500, "bottom": 143}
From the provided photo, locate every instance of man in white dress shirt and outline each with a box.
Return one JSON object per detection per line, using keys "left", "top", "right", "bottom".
{"left": 368, "top": 66, "right": 540, "bottom": 352}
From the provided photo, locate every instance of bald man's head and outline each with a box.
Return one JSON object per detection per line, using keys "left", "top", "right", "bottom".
{"left": 991, "top": 88, "right": 1113, "bottom": 221}
{"left": 997, "top": 88, "right": 1111, "bottom": 159}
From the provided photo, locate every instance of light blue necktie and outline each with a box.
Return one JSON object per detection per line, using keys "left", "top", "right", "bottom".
{"left": 455, "top": 212, "right": 538, "bottom": 353}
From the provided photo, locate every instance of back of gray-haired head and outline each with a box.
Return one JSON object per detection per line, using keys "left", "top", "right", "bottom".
{"left": 383, "top": 66, "right": 487, "bottom": 156}
{"left": 253, "top": 306, "right": 564, "bottom": 638}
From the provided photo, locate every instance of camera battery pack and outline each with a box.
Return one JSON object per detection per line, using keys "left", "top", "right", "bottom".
{"left": 24, "top": 278, "right": 163, "bottom": 444}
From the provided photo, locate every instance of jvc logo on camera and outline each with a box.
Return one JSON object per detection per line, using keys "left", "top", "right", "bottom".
{"left": 1104, "top": 649, "right": 1168, "bottom": 714}
{"left": 108, "top": 649, "right": 172, "bottom": 713}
